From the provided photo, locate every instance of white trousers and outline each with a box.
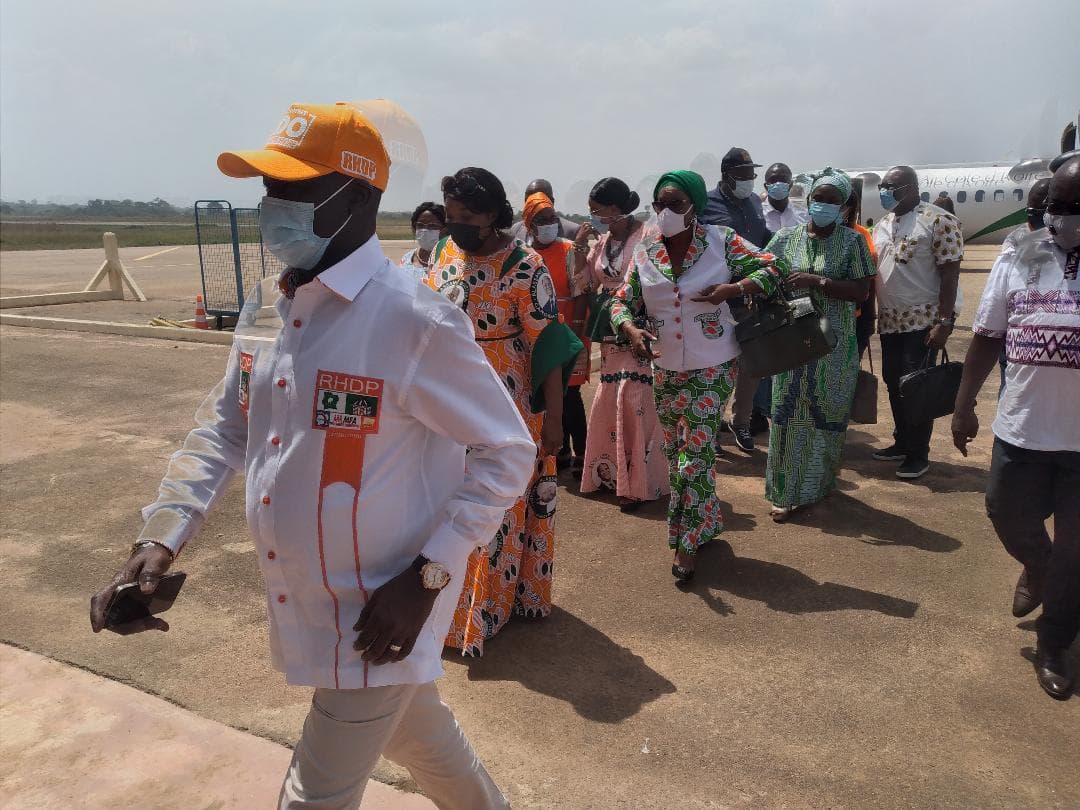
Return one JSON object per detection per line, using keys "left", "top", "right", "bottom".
{"left": 278, "top": 682, "right": 510, "bottom": 810}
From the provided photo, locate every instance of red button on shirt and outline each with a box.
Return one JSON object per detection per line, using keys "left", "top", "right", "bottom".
{"left": 277, "top": 594, "right": 287, "bottom": 604}
{"left": 673, "top": 286, "right": 680, "bottom": 294}
{"left": 675, "top": 333, "right": 683, "bottom": 340}
{"left": 270, "top": 436, "right": 281, "bottom": 446}
{"left": 674, "top": 300, "right": 681, "bottom": 308}
{"left": 267, "top": 551, "right": 276, "bottom": 560}
{"left": 277, "top": 378, "right": 286, "bottom": 388}
{"left": 674, "top": 316, "right": 681, "bottom": 324}
{"left": 293, "top": 319, "right": 302, "bottom": 328}
{"left": 262, "top": 495, "right": 271, "bottom": 505}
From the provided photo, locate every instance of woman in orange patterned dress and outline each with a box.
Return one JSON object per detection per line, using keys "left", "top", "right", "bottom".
{"left": 428, "top": 167, "right": 582, "bottom": 656}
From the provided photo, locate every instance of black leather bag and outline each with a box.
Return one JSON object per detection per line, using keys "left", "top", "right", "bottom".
{"left": 899, "top": 347, "right": 964, "bottom": 422}
{"left": 734, "top": 295, "right": 837, "bottom": 378}
{"left": 850, "top": 344, "right": 879, "bottom": 425}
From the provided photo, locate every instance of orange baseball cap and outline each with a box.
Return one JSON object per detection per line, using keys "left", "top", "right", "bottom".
{"left": 218, "top": 102, "right": 391, "bottom": 191}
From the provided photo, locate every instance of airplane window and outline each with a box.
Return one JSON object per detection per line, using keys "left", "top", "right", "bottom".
{"left": 975, "top": 190, "right": 985, "bottom": 202}
{"left": 994, "top": 190, "right": 1005, "bottom": 202}
{"left": 920, "top": 192, "right": 930, "bottom": 202}
{"left": 1013, "top": 189, "right": 1024, "bottom": 202}
{"left": 956, "top": 191, "right": 967, "bottom": 203}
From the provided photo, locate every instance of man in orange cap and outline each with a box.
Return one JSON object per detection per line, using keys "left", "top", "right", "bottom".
{"left": 89, "top": 102, "right": 534, "bottom": 809}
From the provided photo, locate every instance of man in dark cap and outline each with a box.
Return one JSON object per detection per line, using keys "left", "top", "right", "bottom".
{"left": 701, "top": 148, "right": 772, "bottom": 449}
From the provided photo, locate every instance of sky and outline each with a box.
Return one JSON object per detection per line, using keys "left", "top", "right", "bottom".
{"left": 2, "top": 0, "right": 1078, "bottom": 213}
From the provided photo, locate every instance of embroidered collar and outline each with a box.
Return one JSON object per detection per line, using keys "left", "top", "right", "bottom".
{"left": 645, "top": 223, "right": 709, "bottom": 280}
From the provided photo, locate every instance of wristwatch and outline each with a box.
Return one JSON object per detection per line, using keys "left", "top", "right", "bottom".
{"left": 412, "top": 555, "right": 451, "bottom": 590}
{"left": 934, "top": 313, "right": 956, "bottom": 327}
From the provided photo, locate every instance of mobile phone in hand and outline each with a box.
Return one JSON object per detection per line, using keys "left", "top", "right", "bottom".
{"left": 104, "top": 572, "right": 187, "bottom": 632}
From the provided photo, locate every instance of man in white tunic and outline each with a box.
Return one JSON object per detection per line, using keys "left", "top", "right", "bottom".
{"left": 90, "top": 102, "right": 536, "bottom": 809}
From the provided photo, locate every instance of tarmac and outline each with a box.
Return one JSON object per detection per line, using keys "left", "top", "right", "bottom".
{"left": 0, "top": 242, "right": 1077, "bottom": 809}
{"left": 0, "top": 644, "right": 434, "bottom": 809}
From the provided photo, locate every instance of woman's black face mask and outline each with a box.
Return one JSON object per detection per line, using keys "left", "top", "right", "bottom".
{"left": 449, "top": 222, "right": 488, "bottom": 252}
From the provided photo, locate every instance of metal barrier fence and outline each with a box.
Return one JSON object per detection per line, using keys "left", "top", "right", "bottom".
{"left": 194, "top": 201, "right": 287, "bottom": 321}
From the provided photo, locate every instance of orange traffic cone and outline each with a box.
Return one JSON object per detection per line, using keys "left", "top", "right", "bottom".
{"left": 194, "top": 294, "right": 209, "bottom": 329}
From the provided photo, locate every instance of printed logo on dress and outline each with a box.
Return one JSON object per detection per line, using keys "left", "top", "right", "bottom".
{"left": 238, "top": 352, "right": 253, "bottom": 418}
{"left": 531, "top": 272, "right": 559, "bottom": 320}
{"left": 694, "top": 311, "right": 725, "bottom": 339}
{"left": 268, "top": 108, "right": 316, "bottom": 150}
{"left": 439, "top": 279, "right": 470, "bottom": 311}
{"left": 312, "top": 370, "right": 383, "bottom": 434}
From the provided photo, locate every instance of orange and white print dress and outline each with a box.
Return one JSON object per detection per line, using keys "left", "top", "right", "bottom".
{"left": 428, "top": 237, "right": 563, "bottom": 656}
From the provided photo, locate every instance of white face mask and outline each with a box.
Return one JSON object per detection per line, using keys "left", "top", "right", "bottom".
{"left": 731, "top": 179, "right": 755, "bottom": 199}
{"left": 534, "top": 223, "right": 560, "bottom": 245}
{"left": 260, "top": 179, "right": 354, "bottom": 270}
{"left": 657, "top": 207, "right": 693, "bottom": 238}
{"left": 1045, "top": 213, "right": 1080, "bottom": 251}
{"left": 415, "top": 228, "right": 440, "bottom": 251}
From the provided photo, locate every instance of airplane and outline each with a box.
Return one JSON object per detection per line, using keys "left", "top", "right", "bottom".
{"left": 789, "top": 111, "right": 1080, "bottom": 244}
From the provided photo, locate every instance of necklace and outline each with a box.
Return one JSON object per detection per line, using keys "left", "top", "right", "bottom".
{"left": 603, "top": 220, "right": 640, "bottom": 275}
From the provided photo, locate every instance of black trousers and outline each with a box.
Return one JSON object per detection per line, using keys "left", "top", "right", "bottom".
{"left": 561, "top": 386, "right": 587, "bottom": 458}
{"left": 986, "top": 438, "right": 1080, "bottom": 650}
{"left": 880, "top": 328, "right": 937, "bottom": 462}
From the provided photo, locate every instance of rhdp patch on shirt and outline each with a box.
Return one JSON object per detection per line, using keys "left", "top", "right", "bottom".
{"left": 312, "top": 370, "right": 383, "bottom": 434}
{"left": 238, "top": 352, "right": 253, "bottom": 417}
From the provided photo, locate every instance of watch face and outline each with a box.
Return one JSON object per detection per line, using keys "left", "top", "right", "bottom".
{"left": 422, "top": 563, "right": 451, "bottom": 590}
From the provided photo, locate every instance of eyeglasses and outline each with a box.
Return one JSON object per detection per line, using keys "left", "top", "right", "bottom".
{"left": 444, "top": 174, "right": 489, "bottom": 198}
{"left": 652, "top": 200, "right": 692, "bottom": 214}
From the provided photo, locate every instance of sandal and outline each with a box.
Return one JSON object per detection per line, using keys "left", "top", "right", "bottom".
{"left": 770, "top": 505, "right": 798, "bottom": 523}
{"left": 671, "top": 551, "right": 695, "bottom": 582}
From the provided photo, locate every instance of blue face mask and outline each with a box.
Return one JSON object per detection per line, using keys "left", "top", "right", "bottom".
{"left": 766, "top": 182, "right": 790, "bottom": 201}
{"left": 879, "top": 188, "right": 899, "bottom": 211}
{"left": 589, "top": 213, "right": 610, "bottom": 234}
{"left": 260, "top": 179, "right": 354, "bottom": 270}
{"left": 809, "top": 201, "right": 842, "bottom": 227}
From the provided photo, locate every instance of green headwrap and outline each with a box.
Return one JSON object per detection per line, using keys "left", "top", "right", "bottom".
{"left": 654, "top": 170, "right": 708, "bottom": 216}
{"left": 810, "top": 167, "right": 852, "bottom": 202}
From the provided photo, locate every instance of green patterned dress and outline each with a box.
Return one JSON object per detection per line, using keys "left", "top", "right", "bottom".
{"left": 611, "top": 226, "right": 784, "bottom": 555}
{"left": 764, "top": 225, "right": 876, "bottom": 509}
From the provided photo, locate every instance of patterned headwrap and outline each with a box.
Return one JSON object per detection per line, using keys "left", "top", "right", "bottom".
{"left": 654, "top": 170, "right": 708, "bottom": 215}
{"left": 523, "top": 192, "right": 554, "bottom": 228}
{"left": 809, "top": 167, "right": 853, "bottom": 202}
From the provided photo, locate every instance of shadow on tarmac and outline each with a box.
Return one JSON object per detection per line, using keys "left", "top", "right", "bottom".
{"left": 788, "top": 490, "right": 962, "bottom": 553}
{"left": 682, "top": 540, "right": 920, "bottom": 619}
{"left": 443, "top": 607, "right": 676, "bottom": 722}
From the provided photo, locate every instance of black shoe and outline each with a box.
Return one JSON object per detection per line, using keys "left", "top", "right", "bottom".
{"left": 896, "top": 457, "right": 929, "bottom": 479}
{"left": 873, "top": 443, "right": 906, "bottom": 461}
{"left": 1035, "top": 643, "right": 1074, "bottom": 700}
{"left": 556, "top": 451, "right": 572, "bottom": 471}
{"left": 749, "top": 411, "right": 770, "bottom": 436}
{"left": 729, "top": 421, "right": 754, "bottom": 452}
{"left": 1012, "top": 568, "right": 1044, "bottom": 618}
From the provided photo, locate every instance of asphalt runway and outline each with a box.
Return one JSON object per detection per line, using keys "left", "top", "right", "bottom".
{"left": 1, "top": 307, "right": 1077, "bottom": 807}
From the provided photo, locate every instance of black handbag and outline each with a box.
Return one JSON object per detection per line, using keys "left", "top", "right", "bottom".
{"left": 850, "top": 344, "right": 879, "bottom": 425}
{"left": 898, "top": 347, "right": 963, "bottom": 422}
{"left": 734, "top": 294, "right": 837, "bottom": 378}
